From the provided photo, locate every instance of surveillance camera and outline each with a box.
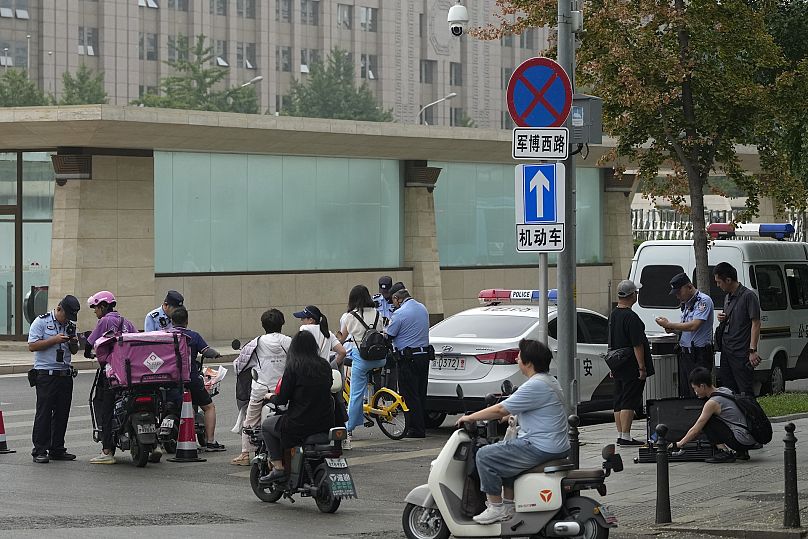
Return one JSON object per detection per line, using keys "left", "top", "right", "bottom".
{"left": 448, "top": 2, "right": 468, "bottom": 37}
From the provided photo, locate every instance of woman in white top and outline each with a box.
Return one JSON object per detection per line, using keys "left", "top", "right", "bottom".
{"left": 231, "top": 309, "right": 292, "bottom": 466}
{"left": 294, "top": 305, "right": 347, "bottom": 367}
{"left": 342, "top": 285, "right": 388, "bottom": 436}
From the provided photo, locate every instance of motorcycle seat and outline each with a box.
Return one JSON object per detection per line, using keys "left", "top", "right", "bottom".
{"left": 521, "top": 458, "right": 576, "bottom": 475}
{"left": 303, "top": 432, "right": 330, "bottom": 445}
{"left": 564, "top": 468, "right": 605, "bottom": 480}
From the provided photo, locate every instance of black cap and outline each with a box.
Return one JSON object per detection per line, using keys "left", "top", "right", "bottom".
{"left": 164, "top": 290, "right": 184, "bottom": 307}
{"left": 59, "top": 295, "right": 80, "bottom": 321}
{"left": 293, "top": 305, "right": 322, "bottom": 322}
{"left": 389, "top": 282, "right": 406, "bottom": 295}
{"left": 378, "top": 276, "right": 393, "bottom": 291}
{"left": 669, "top": 273, "right": 692, "bottom": 295}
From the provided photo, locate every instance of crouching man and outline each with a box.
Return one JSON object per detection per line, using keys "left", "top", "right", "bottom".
{"left": 673, "top": 367, "right": 758, "bottom": 463}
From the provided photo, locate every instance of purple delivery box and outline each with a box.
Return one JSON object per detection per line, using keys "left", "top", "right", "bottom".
{"left": 95, "top": 330, "right": 191, "bottom": 387}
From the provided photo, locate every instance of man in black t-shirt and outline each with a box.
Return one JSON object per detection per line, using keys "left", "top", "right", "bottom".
{"left": 608, "top": 279, "right": 654, "bottom": 446}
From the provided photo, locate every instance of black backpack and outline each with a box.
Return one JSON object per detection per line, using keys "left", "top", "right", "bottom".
{"left": 350, "top": 310, "right": 388, "bottom": 361}
{"left": 711, "top": 391, "right": 773, "bottom": 445}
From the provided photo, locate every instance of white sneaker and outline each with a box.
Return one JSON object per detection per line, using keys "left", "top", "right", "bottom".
{"left": 342, "top": 432, "right": 353, "bottom": 450}
{"left": 473, "top": 503, "right": 511, "bottom": 524}
{"left": 90, "top": 452, "right": 116, "bottom": 464}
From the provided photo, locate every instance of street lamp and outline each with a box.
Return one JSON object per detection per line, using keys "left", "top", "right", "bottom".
{"left": 2, "top": 47, "right": 8, "bottom": 71}
{"left": 26, "top": 34, "right": 30, "bottom": 79}
{"left": 240, "top": 75, "right": 263, "bottom": 88}
{"left": 417, "top": 92, "right": 457, "bottom": 125}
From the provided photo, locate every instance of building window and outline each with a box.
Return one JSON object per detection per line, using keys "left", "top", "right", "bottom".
{"left": 420, "top": 59, "right": 435, "bottom": 84}
{"left": 210, "top": 0, "right": 227, "bottom": 15}
{"left": 301, "top": 0, "right": 319, "bottom": 25}
{"left": 276, "top": 46, "right": 291, "bottom": 72}
{"left": 300, "top": 48, "right": 320, "bottom": 73}
{"left": 501, "top": 67, "right": 512, "bottom": 90}
{"left": 139, "top": 32, "right": 158, "bottom": 61}
{"left": 337, "top": 4, "right": 352, "bottom": 29}
{"left": 168, "top": 0, "right": 188, "bottom": 10}
{"left": 14, "top": 0, "right": 28, "bottom": 18}
{"left": 450, "top": 107, "right": 463, "bottom": 127}
{"left": 359, "top": 6, "right": 377, "bottom": 32}
{"left": 78, "top": 26, "right": 99, "bottom": 56}
{"left": 501, "top": 110, "right": 514, "bottom": 130}
{"left": 501, "top": 34, "right": 513, "bottom": 47}
{"left": 276, "top": 0, "right": 291, "bottom": 22}
{"left": 214, "top": 40, "right": 228, "bottom": 67}
{"left": 237, "top": 0, "right": 255, "bottom": 18}
{"left": 237, "top": 42, "right": 256, "bottom": 69}
{"left": 450, "top": 62, "right": 462, "bottom": 86}
{"left": 138, "top": 85, "right": 158, "bottom": 97}
{"left": 360, "top": 54, "right": 377, "bottom": 80}
{"left": 275, "top": 94, "right": 291, "bottom": 113}
{"left": 520, "top": 29, "right": 535, "bottom": 49}
{"left": 0, "top": 0, "right": 10, "bottom": 18}
{"left": 421, "top": 105, "right": 434, "bottom": 125}
{"left": 419, "top": 13, "right": 424, "bottom": 37}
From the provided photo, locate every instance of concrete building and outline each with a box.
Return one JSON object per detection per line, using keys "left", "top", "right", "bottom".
{"left": 0, "top": 0, "right": 547, "bottom": 127}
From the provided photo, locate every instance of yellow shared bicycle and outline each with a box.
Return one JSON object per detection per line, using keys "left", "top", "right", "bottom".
{"left": 342, "top": 365, "right": 409, "bottom": 440}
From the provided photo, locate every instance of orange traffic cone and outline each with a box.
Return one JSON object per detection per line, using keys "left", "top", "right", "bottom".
{"left": 168, "top": 389, "right": 206, "bottom": 462}
{"left": 0, "top": 407, "right": 15, "bottom": 454}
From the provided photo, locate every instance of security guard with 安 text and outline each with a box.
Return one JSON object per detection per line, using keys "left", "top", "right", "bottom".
{"left": 655, "top": 273, "right": 715, "bottom": 397}
{"left": 144, "top": 290, "right": 184, "bottom": 332}
{"left": 27, "top": 295, "right": 81, "bottom": 464}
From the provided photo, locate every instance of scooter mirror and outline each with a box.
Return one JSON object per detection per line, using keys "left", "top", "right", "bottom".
{"left": 455, "top": 384, "right": 464, "bottom": 400}
{"left": 602, "top": 443, "right": 616, "bottom": 459}
{"left": 231, "top": 338, "right": 241, "bottom": 350}
{"left": 501, "top": 380, "right": 514, "bottom": 395}
{"left": 484, "top": 393, "right": 498, "bottom": 406}
{"left": 251, "top": 368, "right": 259, "bottom": 381}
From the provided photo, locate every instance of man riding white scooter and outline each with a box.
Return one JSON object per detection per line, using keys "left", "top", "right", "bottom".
{"left": 455, "top": 338, "right": 570, "bottom": 524}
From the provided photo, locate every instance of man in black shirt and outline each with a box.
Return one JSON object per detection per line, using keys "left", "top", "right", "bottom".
{"left": 608, "top": 279, "right": 654, "bottom": 446}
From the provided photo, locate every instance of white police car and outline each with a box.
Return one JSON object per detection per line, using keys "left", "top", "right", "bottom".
{"left": 425, "top": 289, "right": 613, "bottom": 427}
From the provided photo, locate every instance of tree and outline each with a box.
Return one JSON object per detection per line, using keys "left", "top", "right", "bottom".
{"left": 0, "top": 69, "right": 48, "bottom": 107}
{"left": 284, "top": 47, "right": 393, "bottom": 122}
{"left": 131, "top": 34, "right": 259, "bottom": 114}
{"left": 60, "top": 63, "right": 108, "bottom": 105}
{"left": 474, "top": 0, "right": 808, "bottom": 291}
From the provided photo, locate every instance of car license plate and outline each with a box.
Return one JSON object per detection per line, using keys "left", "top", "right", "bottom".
{"left": 431, "top": 356, "right": 466, "bottom": 370}
{"left": 326, "top": 457, "right": 348, "bottom": 468}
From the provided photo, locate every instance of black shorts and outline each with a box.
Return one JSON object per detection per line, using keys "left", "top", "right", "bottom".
{"left": 613, "top": 377, "right": 645, "bottom": 412}
{"left": 189, "top": 373, "right": 213, "bottom": 407}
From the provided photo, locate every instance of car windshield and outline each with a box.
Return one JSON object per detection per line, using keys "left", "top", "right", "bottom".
{"left": 430, "top": 314, "right": 537, "bottom": 339}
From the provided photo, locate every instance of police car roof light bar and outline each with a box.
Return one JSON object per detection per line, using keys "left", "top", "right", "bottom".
{"left": 478, "top": 288, "right": 559, "bottom": 306}
{"left": 707, "top": 222, "right": 794, "bottom": 241}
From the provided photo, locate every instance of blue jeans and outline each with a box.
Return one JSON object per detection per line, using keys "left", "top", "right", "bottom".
{"left": 345, "top": 349, "right": 386, "bottom": 433}
{"left": 476, "top": 438, "right": 569, "bottom": 495}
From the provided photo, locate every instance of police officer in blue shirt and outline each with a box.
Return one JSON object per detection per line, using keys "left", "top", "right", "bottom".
{"left": 373, "top": 277, "right": 396, "bottom": 326}
{"left": 655, "top": 273, "right": 715, "bottom": 397}
{"left": 144, "top": 290, "right": 184, "bottom": 332}
{"left": 386, "top": 288, "right": 432, "bottom": 438}
{"left": 27, "top": 295, "right": 81, "bottom": 463}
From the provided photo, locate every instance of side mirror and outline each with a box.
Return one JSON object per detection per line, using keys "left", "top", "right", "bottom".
{"left": 501, "top": 380, "right": 514, "bottom": 395}
{"left": 455, "top": 384, "right": 464, "bottom": 400}
{"left": 484, "top": 393, "right": 498, "bottom": 406}
{"left": 251, "top": 368, "right": 259, "bottom": 381}
{"left": 232, "top": 339, "right": 241, "bottom": 350}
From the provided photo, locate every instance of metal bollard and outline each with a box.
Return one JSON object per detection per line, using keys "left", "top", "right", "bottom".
{"left": 567, "top": 415, "right": 580, "bottom": 469}
{"left": 783, "top": 422, "right": 801, "bottom": 529}
{"left": 655, "top": 423, "right": 672, "bottom": 524}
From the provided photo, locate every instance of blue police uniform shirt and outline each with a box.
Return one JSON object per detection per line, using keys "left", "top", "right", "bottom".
{"left": 144, "top": 306, "right": 172, "bottom": 332}
{"left": 27, "top": 311, "right": 73, "bottom": 370}
{"left": 173, "top": 326, "right": 208, "bottom": 376}
{"left": 386, "top": 297, "right": 430, "bottom": 351}
{"left": 373, "top": 293, "right": 394, "bottom": 324}
{"left": 680, "top": 290, "right": 714, "bottom": 347}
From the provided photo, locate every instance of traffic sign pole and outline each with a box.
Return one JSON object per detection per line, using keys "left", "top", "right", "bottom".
{"left": 556, "top": 0, "right": 578, "bottom": 414}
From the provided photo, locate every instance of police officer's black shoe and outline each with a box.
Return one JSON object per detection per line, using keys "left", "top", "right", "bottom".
{"left": 49, "top": 452, "right": 76, "bottom": 461}
{"left": 32, "top": 454, "right": 49, "bottom": 464}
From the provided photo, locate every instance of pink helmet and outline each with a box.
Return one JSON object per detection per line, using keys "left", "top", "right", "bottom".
{"left": 87, "top": 290, "right": 117, "bottom": 308}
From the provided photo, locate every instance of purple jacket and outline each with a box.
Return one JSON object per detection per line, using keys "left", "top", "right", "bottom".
{"left": 88, "top": 311, "right": 136, "bottom": 347}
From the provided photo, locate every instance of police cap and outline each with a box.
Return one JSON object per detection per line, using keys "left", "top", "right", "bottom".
{"left": 164, "top": 290, "right": 184, "bottom": 307}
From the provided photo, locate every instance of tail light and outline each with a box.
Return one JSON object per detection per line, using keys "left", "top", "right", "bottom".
{"left": 134, "top": 396, "right": 154, "bottom": 409}
{"left": 476, "top": 349, "right": 519, "bottom": 365}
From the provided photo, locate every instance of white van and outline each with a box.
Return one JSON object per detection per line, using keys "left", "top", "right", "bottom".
{"left": 630, "top": 227, "right": 808, "bottom": 395}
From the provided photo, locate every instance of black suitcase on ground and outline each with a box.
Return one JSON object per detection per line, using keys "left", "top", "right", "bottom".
{"left": 634, "top": 397, "right": 715, "bottom": 463}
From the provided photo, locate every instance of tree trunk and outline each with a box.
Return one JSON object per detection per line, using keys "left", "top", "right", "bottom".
{"left": 690, "top": 174, "right": 710, "bottom": 292}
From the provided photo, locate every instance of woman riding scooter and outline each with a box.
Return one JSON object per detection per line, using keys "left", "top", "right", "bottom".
{"left": 86, "top": 291, "right": 136, "bottom": 465}
{"left": 455, "top": 338, "right": 570, "bottom": 524}
{"left": 259, "top": 330, "right": 335, "bottom": 483}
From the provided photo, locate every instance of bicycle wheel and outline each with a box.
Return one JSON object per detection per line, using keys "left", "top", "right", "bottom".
{"left": 372, "top": 392, "right": 409, "bottom": 440}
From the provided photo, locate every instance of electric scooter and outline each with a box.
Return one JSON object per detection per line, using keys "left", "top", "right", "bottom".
{"left": 402, "top": 384, "right": 623, "bottom": 539}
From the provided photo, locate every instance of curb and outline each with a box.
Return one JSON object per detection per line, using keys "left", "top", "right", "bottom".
{"left": 0, "top": 353, "right": 237, "bottom": 376}
{"left": 771, "top": 412, "right": 808, "bottom": 423}
{"left": 657, "top": 525, "right": 808, "bottom": 538}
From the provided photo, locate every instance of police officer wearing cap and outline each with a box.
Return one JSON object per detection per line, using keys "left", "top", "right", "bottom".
{"left": 27, "top": 295, "right": 81, "bottom": 463}
{"left": 386, "top": 287, "right": 432, "bottom": 438}
{"left": 373, "top": 277, "right": 396, "bottom": 327}
{"left": 655, "top": 272, "right": 715, "bottom": 397}
{"left": 144, "top": 290, "right": 184, "bottom": 332}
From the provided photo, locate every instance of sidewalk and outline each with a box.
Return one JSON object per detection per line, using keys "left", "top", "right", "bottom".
{"left": 578, "top": 416, "right": 808, "bottom": 538}
{"left": 0, "top": 341, "right": 238, "bottom": 375}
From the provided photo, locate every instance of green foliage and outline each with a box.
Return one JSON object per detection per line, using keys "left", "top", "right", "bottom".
{"left": 284, "top": 47, "right": 393, "bottom": 122}
{"left": 758, "top": 392, "right": 808, "bottom": 417}
{"left": 0, "top": 69, "right": 48, "bottom": 107}
{"left": 131, "top": 35, "right": 259, "bottom": 114}
{"left": 60, "top": 64, "right": 108, "bottom": 105}
{"left": 455, "top": 111, "right": 477, "bottom": 128}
